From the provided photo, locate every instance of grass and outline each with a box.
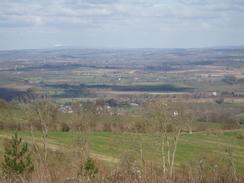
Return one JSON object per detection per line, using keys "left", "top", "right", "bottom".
{"left": 0, "top": 129, "right": 244, "bottom": 172}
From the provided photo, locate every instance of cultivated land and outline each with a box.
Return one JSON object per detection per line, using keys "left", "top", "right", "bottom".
{"left": 0, "top": 48, "right": 244, "bottom": 102}
{"left": 0, "top": 48, "right": 244, "bottom": 182}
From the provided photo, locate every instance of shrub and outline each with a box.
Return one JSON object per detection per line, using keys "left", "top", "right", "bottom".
{"left": 78, "top": 157, "right": 98, "bottom": 178}
{"left": 1, "top": 133, "right": 34, "bottom": 178}
{"left": 222, "top": 121, "right": 240, "bottom": 130}
{"left": 102, "top": 122, "right": 112, "bottom": 132}
{"left": 166, "top": 124, "right": 175, "bottom": 132}
{"left": 195, "top": 125, "right": 207, "bottom": 132}
{"left": 133, "top": 121, "right": 146, "bottom": 133}
{"left": 60, "top": 122, "right": 70, "bottom": 132}
{"left": 215, "top": 97, "right": 224, "bottom": 104}
{"left": 238, "top": 114, "right": 244, "bottom": 124}
{"left": 118, "top": 152, "right": 142, "bottom": 178}
{"left": 0, "top": 121, "right": 4, "bottom": 130}
{"left": 207, "top": 129, "right": 223, "bottom": 136}
{"left": 236, "top": 133, "right": 244, "bottom": 140}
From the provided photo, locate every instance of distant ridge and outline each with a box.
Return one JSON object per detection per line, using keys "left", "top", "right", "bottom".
{"left": 1, "top": 45, "right": 244, "bottom": 52}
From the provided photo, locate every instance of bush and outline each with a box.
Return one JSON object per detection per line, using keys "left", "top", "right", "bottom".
{"left": 222, "top": 121, "right": 240, "bottom": 130}
{"left": 215, "top": 97, "right": 224, "bottom": 104}
{"left": 118, "top": 151, "right": 142, "bottom": 178}
{"left": 166, "top": 124, "right": 175, "bottom": 132}
{"left": 132, "top": 121, "right": 146, "bottom": 133}
{"left": 102, "top": 122, "right": 112, "bottom": 132}
{"left": 60, "top": 123, "right": 70, "bottom": 132}
{"left": 238, "top": 114, "right": 244, "bottom": 124}
{"left": 1, "top": 133, "right": 34, "bottom": 178}
{"left": 78, "top": 157, "right": 98, "bottom": 178}
{"left": 236, "top": 133, "right": 244, "bottom": 140}
{"left": 207, "top": 129, "right": 224, "bottom": 136}
{"left": 195, "top": 125, "right": 207, "bottom": 132}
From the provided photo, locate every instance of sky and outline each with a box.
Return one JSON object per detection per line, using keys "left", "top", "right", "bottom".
{"left": 0, "top": 0, "right": 244, "bottom": 50}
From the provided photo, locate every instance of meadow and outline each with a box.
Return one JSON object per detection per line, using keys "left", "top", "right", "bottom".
{"left": 0, "top": 129, "right": 244, "bottom": 172}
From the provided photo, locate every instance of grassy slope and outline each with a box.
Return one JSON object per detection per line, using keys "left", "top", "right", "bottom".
{"left": 0, "top": 130, "right": 243, "bottom": 172}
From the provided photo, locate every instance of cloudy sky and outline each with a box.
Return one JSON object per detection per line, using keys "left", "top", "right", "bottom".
{"left": 0, "top": 0, "right": 244, "bottom": 50}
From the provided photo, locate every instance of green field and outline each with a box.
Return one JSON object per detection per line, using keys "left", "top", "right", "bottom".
{"left": 0, "top": 129, "right": 243, "bottom": 172}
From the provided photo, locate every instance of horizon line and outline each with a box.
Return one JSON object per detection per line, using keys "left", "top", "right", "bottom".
{"left": 1, "top": 45, "right": 244, "bottom": 52}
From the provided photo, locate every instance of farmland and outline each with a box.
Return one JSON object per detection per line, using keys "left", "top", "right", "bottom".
{"left": 0, "top": 48, "right": 244, "bottom": 182}
{"left": 0, "top": 48, "right": 244, "bottom": 102}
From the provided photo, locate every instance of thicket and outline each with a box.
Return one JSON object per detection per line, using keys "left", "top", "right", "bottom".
{"left": 0, "top": 97, "right": 242, "bottom": 133}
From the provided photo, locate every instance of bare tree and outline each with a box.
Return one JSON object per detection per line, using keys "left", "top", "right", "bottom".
{"left": 71, "top": 101, "right": 98, "bottom": 173}
{"left": 21, "top": 98, "right": 57, "bottom": 182}
{"left": 146, "top": 98, "right": 191, "bottom": 178}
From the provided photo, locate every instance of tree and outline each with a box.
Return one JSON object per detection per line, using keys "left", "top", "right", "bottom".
{"left": 21, "top": 98, "right": 58, "bottom": 182}
{"left": 22, "top": 99, "right": 58, "bottom": 162}
{"left": 2, "top": 133, "right": 34, "bottom": 178}
{"left": 146, "top": 98, "right": 191, "bottom": 178}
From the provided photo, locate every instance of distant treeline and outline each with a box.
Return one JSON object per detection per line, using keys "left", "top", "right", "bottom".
{"left": 16, "top": 63, "right": 82, "bottom": 71}
{"left": 0, "top": 88, "right": 35, "bottom": 101}
{"left": 92, "top": 84, "right": 192, "bottom": 92}
{"left": 48, "top": 83, "right": 193, "bottom": 92}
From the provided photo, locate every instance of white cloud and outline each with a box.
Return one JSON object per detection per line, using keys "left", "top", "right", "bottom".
{"left": 0, "top": 0, "right": 243, "bottom": 29}
{"left": 0, "top": 0, "right": 244, "bottom": 49}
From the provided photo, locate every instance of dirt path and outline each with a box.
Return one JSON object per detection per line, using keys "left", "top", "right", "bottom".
{"left": 0, "top": 134, "right": 119, "bottom": 163}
